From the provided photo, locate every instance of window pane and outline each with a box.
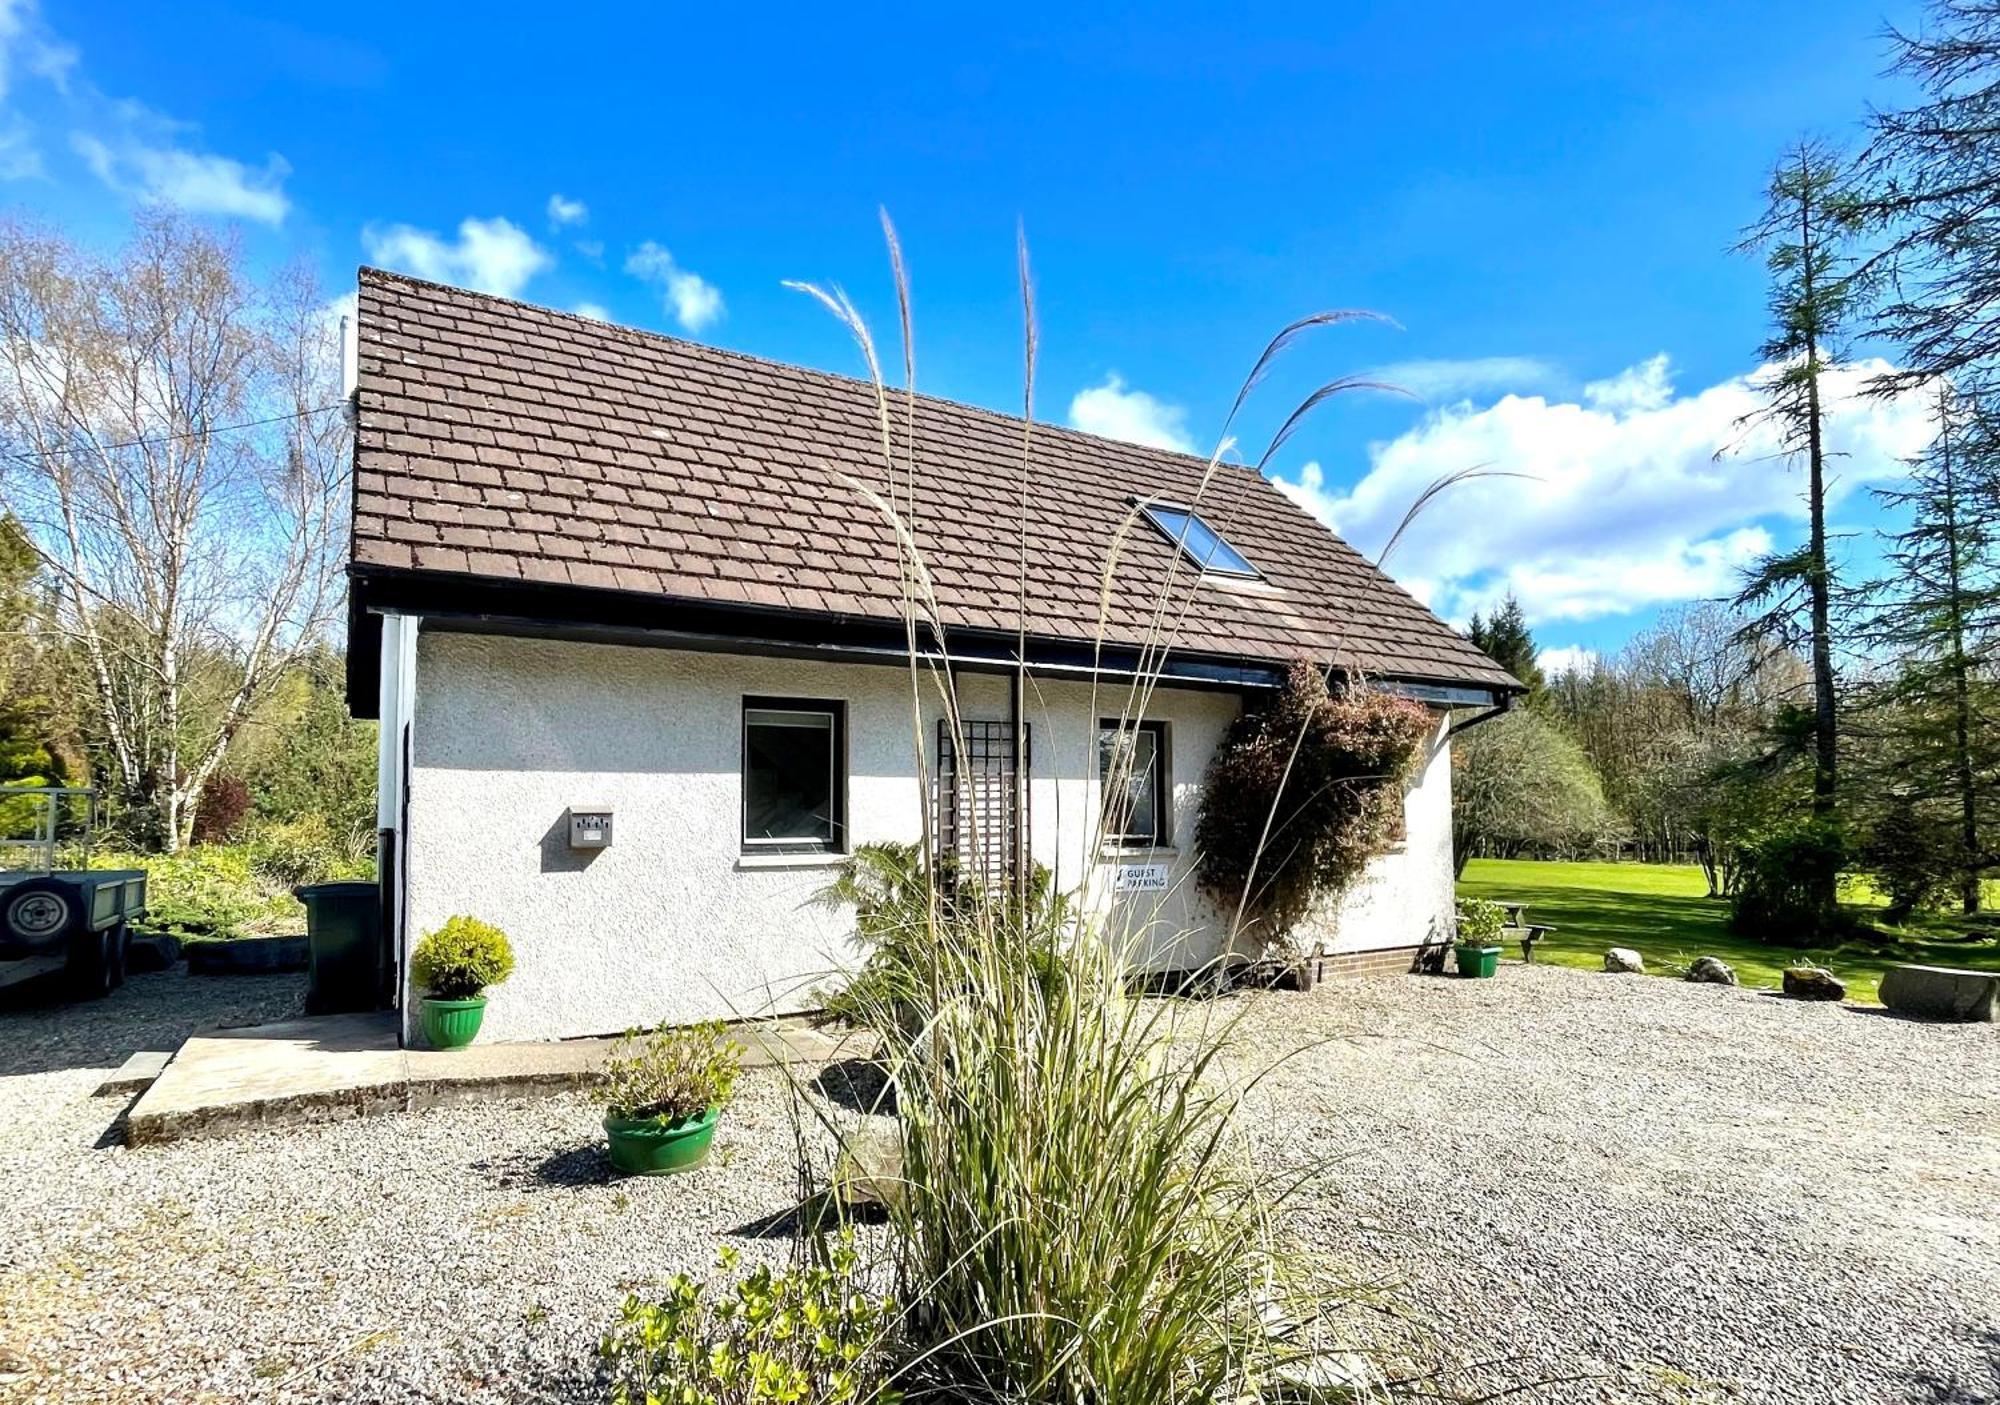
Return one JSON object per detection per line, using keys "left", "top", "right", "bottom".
{"left": 1099, "top": 725, "right": 1160, "bottom": 844}
{"left": 745, "top": 709, "right": 834, "bottom": 844}
{"left": 1141, "top": 503, "right": 1258, "bottom": 577}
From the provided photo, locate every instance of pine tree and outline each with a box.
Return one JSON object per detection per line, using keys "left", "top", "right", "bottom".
{"left": 1467, "top": 594, "right": 1545, "bottom": 694}
{"left": 1864, "top": 1, "right": 2000, "bottom": 393}
{"left": 1735, "top": 142, "right": 1870, "bottom": 844}
{"left": 1861, "top": 385, "right": 2000, "bottom": 912}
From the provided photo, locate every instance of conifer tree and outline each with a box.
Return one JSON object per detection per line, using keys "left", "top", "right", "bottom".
{"left": 1735, "top": 142, "right": 1871, "bottom": 841}
{"left": 1862, "top": 385, "right": 2000, "bottom": 911}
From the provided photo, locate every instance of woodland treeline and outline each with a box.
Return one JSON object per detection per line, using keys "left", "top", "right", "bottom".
{"left": 1458, "top": 1, "right": 2000, "bottom": 941}
{"left": 0, "top": 212, "right": 371, "bottom": 864}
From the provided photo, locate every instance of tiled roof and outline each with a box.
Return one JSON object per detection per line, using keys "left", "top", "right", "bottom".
{"left": 351, "top": 268, "right": 1518, "bottom": 693}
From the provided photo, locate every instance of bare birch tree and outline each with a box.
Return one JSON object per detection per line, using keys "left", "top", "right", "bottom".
{"left": 0, "top": 211, "right": 349, "bottom": 850}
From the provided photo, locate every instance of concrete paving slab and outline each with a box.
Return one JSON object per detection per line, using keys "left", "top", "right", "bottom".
{"left": 124, "top": 1012, "right": 870, "bottom": 1145}
{"left": 92, "top": 1050, "right": 173, "bottom": 1097}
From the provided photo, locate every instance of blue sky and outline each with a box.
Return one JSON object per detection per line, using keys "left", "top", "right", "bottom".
{"left": 1, "top": 0, "right": 1940, "bottom": 666}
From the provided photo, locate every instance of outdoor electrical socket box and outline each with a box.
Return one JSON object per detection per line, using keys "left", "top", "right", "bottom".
{"left": 568, "top": 806, "right": 614, "bottom": 849}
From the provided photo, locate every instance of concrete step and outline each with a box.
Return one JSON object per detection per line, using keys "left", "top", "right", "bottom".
{"left": 94, "top": 1050, "right": 173, "bottom": 1097}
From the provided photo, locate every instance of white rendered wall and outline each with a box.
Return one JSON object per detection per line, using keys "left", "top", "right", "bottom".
{"left": 403, "top": 632, "right": 1455, "bottom": 1042}
{"left": 1297, "top": 719, "right": 1456, "bottom": 956}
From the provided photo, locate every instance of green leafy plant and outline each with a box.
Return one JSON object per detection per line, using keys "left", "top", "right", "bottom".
{"left": 1455, "top": 897, "right": 1507, "bottom": 946}
{"left": 813, "top": 841, "right": 1071, "bottom": 1030}
{"left": 410, "top": 915, "right": 515, "bottom": 999}
{"left": 1196, "top": 661, "right": 1434, "bottom": 934}
{"left": 600, "top": 1238, "right": 900, "bottom": 1405}
{"left": 1729, "top": 820, "right": 1851, "bottom": 946}
{"left": 603, "top": 1020, "right": 744, "bottom": 1123}
{"left": 1859, "top": 797, "right": 1958, "bottom": 924}
{"left": 103, "top": 845, "right": 266, "bottom": 942}
{"left": 248, "top": 813, "right": 372, "bottom": 888}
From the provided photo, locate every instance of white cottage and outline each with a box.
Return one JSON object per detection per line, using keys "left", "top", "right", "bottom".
{"left": 346, "top": 269, "right": 1520, "bottom": 1045}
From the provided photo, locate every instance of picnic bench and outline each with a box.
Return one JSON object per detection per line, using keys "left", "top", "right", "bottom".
{"left": 1455, "top": 899, "right": 1557, "bottom": 963}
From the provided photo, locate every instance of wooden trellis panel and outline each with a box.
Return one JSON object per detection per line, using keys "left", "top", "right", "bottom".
{"left": 937, "top": 720, "right": 1030, "bottom": 886}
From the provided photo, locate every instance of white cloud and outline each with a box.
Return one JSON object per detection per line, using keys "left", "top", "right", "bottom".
{"left": 1367, "top": 355, "right": 1558, "bottom": 403}
{"left": 0, "top": 114, "right": 39, "bottom": 178}
{"left": 0, "top": 0, "right": 75, "bottom": 102}
{"left": 1539, "top": 645, "right": 1599, "bottom": 678}
{"left": 364, "top": 216, "right": 552, "bottom": 298}
{"left": 1277, "top": 354, "right": 1935, "bottom": 626}
{"left": 572, "top": 301, "right": 609, "bottom": 321}
{"left": 624, "top": 241, "right": 722, "bottom": 333}
{"left": 547, "top": 193, "right": 587, "bottom": 227}
{"left": 73, "top": 134, "right": 291, "bottom": 223}
{"left": 1067, "top": 373, "right": 1195, "bottom": 453}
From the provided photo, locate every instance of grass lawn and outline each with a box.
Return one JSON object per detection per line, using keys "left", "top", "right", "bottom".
{"left": 1456, "top": 858, "right": 2000, "bottom": 1004}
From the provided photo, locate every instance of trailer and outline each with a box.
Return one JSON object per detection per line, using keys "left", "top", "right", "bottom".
{"left": 0, "top": 788, "right": 147, "bottom": 998}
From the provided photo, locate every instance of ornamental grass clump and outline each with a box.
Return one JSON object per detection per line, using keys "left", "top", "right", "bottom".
{"left": 601, "top": 1238, "right": 900, "bottom": 1405}
{"left": 409, "top": 914, "right": 514, "bottom": 999}
{"left": 831, "top": 895, "right": 1343, "bottom": 1404}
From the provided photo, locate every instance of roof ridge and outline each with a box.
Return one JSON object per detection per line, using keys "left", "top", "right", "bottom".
{"left": 357, "top": 265, "right": 1265, "bottom": 481}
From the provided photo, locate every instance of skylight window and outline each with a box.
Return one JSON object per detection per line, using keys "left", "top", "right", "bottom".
{"left": 1138, "top": 501, "right": 1260, "bottom": 578}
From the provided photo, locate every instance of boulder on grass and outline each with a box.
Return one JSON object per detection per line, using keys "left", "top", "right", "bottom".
{"left": 1604, "top": 947, "right": 1646, "bottom": 974}
{"left": 1783, "top": 965, "right": 1846, "bottom": 1001}
{"left": 1878, "top": 963, "right": 1999, "bottom": 1022}
{"left": 1685, "top": 955, "right": 1738, "bottom": 986}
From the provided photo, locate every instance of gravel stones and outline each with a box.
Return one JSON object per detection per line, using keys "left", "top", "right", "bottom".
{"left": 5, "top": 962, "right": 1998, "bottom": 1404}
{"left": 1604, "top": 947, "right": 1646, "bottom": 974}
{"left": 1229, "top": 963, "right": 2000, "bottom": 1404}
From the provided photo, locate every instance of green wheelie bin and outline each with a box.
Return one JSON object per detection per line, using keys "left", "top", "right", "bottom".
{"left": 296, "top": 881, "right": 382, "bottom": 1015}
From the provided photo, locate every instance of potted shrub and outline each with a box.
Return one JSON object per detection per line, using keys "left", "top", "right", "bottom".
{"left": 1453, "top": 899, "right": 1505, "bottom": 979}
{"left": 602, "top": 1020, "right": 745, "bottom": 1176}
{"left": 409, "top": 915, "right": 514, "bottom": 1048}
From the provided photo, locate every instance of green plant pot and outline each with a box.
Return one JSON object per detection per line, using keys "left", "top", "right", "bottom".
{"left": 1454, "top": 943, "right": 1501, "bottom": 978}
{"left": 420, "top": 995, "right": 487, "bottom": 1048}
{"left": 603, "top": 1106, "right": 721, "bottom": 1176}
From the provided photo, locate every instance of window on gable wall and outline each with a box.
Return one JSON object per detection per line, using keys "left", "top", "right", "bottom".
{"left": 742, "top": 698, "right": 846, "bottom": 853}
{"left": 1099, "top": 718, "right": 1169, "bottom": 847}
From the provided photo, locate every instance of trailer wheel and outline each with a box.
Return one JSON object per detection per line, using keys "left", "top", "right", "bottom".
{"left": 67, "top": 927, "right": 114, "bottom": 999}
{"left": 4, "top": 882, "right": 74, "bottom": 945}
{"left": 109, "top": 923, "right": 130, "bottom": 988}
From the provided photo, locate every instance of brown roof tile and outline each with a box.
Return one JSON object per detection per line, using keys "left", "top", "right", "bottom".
{"left": 351, "top": 268, "right": 1517, "bottom": 692}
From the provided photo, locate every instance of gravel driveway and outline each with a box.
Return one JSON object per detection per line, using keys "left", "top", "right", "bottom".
{"left": 1234, "top": 964, "right": 2000, "bottom": 1404}
{"left": 2, "top": 963, "right": 1995, "bottom": 1404}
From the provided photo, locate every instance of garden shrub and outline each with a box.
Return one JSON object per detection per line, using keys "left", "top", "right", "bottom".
{"left": 600, "top": 1239, "right": 899, "bottom": 1405}
{"left": 1859, "top": 797, "right": 1958, "bottom": 923}
{"left": 190, "top": 775, "right": 252, "bottom": 845}
{"left": 603, "top": 1020, "right": 743, "bottom": 1123}
{"left": 410, "top": 915, "right": 514, "bottom": 999}
{"left": 103, "top": 845, "right": 266, "bottom": 942}
{"left": 1728, "top": 820, "right": 1849, "bottom": 946}
{"left": 833, "top": 858, "right": 1345, "bottom": 1404}
{"left": 813, "top": 841, "right": 1070, "bottom": 1028}
{"left": 248, "top": 813, "right": 371, "bottom": 888}
{"left": 1196, "top": 661, "right": 1433, "bottom": 933}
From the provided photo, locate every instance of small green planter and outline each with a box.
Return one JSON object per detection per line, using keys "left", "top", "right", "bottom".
{"left": 420, "top": 995, "right": 488, "bottom": 1048}
{"left": 604, "top": 1106, "right": 722, "bottom": 1176}
{"left": 1454, "top": 943, "right": 1501, "bottom": 979}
